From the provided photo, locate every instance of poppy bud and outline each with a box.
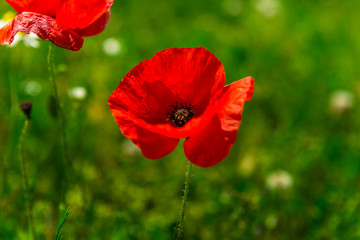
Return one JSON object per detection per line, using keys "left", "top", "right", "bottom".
{"left": 20, "top": 101, "right": 32, "bottom": 120}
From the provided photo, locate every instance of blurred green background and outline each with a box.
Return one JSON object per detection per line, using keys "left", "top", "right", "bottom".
{"left": 1, "top": 0, "right": 360, "bottom": 239}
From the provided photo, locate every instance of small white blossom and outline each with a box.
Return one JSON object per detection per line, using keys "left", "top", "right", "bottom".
{"left": 122, "top": 139, "right": 140, "bottom": 157}
{"left": 329, "top": 90, "right": 354, "bottom": 115}
{"left": 102, "top": 38, "right": 122, "bottom": 56}
{"left": 255, "top": 0, "right": 281, "bottom": 18}
{"left": 266, "top": 170, "right": 293, "bottom": 190}
{"left": 22, "top": 32, "right": 40, "bottom": 48}
{"left": 22, "top": 80, "right": 42, "bottom": 96}
{"left": 68, "top": 86, "right": 87, "bottom": 100}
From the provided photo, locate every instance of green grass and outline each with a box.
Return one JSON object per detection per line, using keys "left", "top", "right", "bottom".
{"left": 1, "top": 0, "right": 360, "bottom": 239}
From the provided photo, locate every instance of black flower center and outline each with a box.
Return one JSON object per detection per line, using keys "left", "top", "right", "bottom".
{"left": 168, "top": 103, "right": 195, "bottom": 127}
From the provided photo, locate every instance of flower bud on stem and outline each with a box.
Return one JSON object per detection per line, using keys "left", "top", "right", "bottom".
{"left": 19, "top": 102, "right": 36, "bottom": 240}
{"left": 20, "top": 101, "right": 32, "bottom": 120}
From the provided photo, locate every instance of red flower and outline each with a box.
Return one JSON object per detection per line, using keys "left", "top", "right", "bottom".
{"left": 108, "top": 47, "right": 254, "bottom": 167}
{"left": 0, "top": 0, "right": 113, "bottom": 51}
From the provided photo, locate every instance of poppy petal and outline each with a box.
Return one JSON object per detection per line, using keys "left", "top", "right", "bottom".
{"left": 5, "top": 0, "right": 61, "bottom": 16}
{"left": 183, "top": 115, "right": 229, "bottom": 167}
{"left": 144, "top": 47, "right": 226, "bottom": 113}
{"left": 0, "top": 12, "right": 84, "bottom": 51}
{"left": 133, "top": 127, "right": 180, "bottom": 159}
{"left": 56, "top": 0, "right": 113, "bottom": 30}
{"left": 109, "top": 104, "right": 179, "bottom": 159}
{"left": 183, "top": 76, "right": 254, "bottom": 167}
{"left": 75, "top": 9, "right": 111, "bottom": 37}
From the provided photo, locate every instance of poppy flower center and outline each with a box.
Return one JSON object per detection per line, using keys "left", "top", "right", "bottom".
{"left": 168, "top": 103, "right": 195, "bottom": 127}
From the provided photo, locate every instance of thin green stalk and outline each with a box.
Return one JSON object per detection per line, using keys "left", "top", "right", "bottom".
{"left": 48, "top": 43, "right": 69, "bottom": 206}
{"left": 55, "top": 206, "right": 71, "bottom": 240}
{"left": 19, "top": 118, "right": 36, "bottom": 240}
{"left": 175, "top": 161, "right": 193, "bottom": 240}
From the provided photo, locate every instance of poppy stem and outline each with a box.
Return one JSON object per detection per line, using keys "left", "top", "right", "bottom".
{"left": 19, "top": 117, "right": 36, "bottom": 240}
{"left": 47, "top": 43, "right": 69, "bottom": 207}
{"left": 175, "top": 161, "right": 193, "bottom": 240}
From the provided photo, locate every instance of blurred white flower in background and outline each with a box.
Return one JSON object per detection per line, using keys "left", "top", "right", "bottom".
{"left": 21, "top": 80, "right": 42, "bottom": 96}
{"left": 13, "top": 32, "right": 40, "bottom": 48}
{"left": 1, "top": 11, "right": 40, "bottom": 48}
{"left": 223, "top": 0, "right": 242, "bottom": 16}
{"left": 255, "top": 0, "right": 281, "bottom": 18}
{"left": 266, "top": 170, "right": 293, "bottom": 190}
{"left": 122, "top": 139, "right": 141, "bottom": 157}
{"left": 68, "top": 86, "right": 87, "bottom": 101}
{"left": 329, "top": 90, "right": 354, "bottom": 115}
{"left": 103, "top": 38, "right": 123, "bottom": 56}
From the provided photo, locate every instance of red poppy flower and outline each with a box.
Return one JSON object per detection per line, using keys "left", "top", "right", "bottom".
{"left": 0, "top": 0, "right": 113, "bottom": 51}
{"left": 108, "top": 47, "right": 254, "bottom": 167}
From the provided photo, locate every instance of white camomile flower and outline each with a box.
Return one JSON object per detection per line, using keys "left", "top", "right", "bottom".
{"left": 122, "top": 139, "right": 141, "bottom": 157}
{"left": 266, "top": 170, "right": 293, "bottom": 190}
{"left": 68, "top": 86, "right": 87, "bottom": 101}
{"left": 255, "top": 0, "right": 281, "bottom": 18}
{"left": 329, "top": 90, "right": 354, "bottom": 115}
{"left": 102, "top": 38, "right": 123, "bottom": 56}
{"left": 21, "top": 80, "right": 42, "bottom": 96}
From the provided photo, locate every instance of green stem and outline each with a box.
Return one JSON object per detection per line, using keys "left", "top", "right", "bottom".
{"left": 48, "top": 43, "right": 69, "bottom": 206}
{"left": 19, "top": 119, "right": 36, "bottom": 240}
{"left": 2, "top": 45, "right": 22, "bottom": 197}
{"left": 175, "top": 161, "right": 193, "bottom": 240}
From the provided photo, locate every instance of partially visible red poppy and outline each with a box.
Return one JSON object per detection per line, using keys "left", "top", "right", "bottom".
{"left": 0, "top": 0, "right": 113, "bottom": 51}
{"left": 108, "top": 47, "right": 254, "bottom": 167}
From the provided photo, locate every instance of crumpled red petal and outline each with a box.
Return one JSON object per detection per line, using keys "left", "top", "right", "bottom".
{"left": 183, "top": 76, "right": 254, "bottom": 167}
{"left": 109, "top": 104, "right": 179, "bottom": 159}
{"left": 0, "top": 12, "right": 84, "bottom": 51}
{"left": 5, "top": 0, "right": 61, "bottom": 16}
{"left": 56, "top": 0, "right": 113, "bottom": 30}
{"left": 75, "top": 9, "right": 111, "bottom": 37}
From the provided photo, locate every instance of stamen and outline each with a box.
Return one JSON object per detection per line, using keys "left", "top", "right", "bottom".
{"left": 167, "top": 102, "right": 195, "bottom": 127}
